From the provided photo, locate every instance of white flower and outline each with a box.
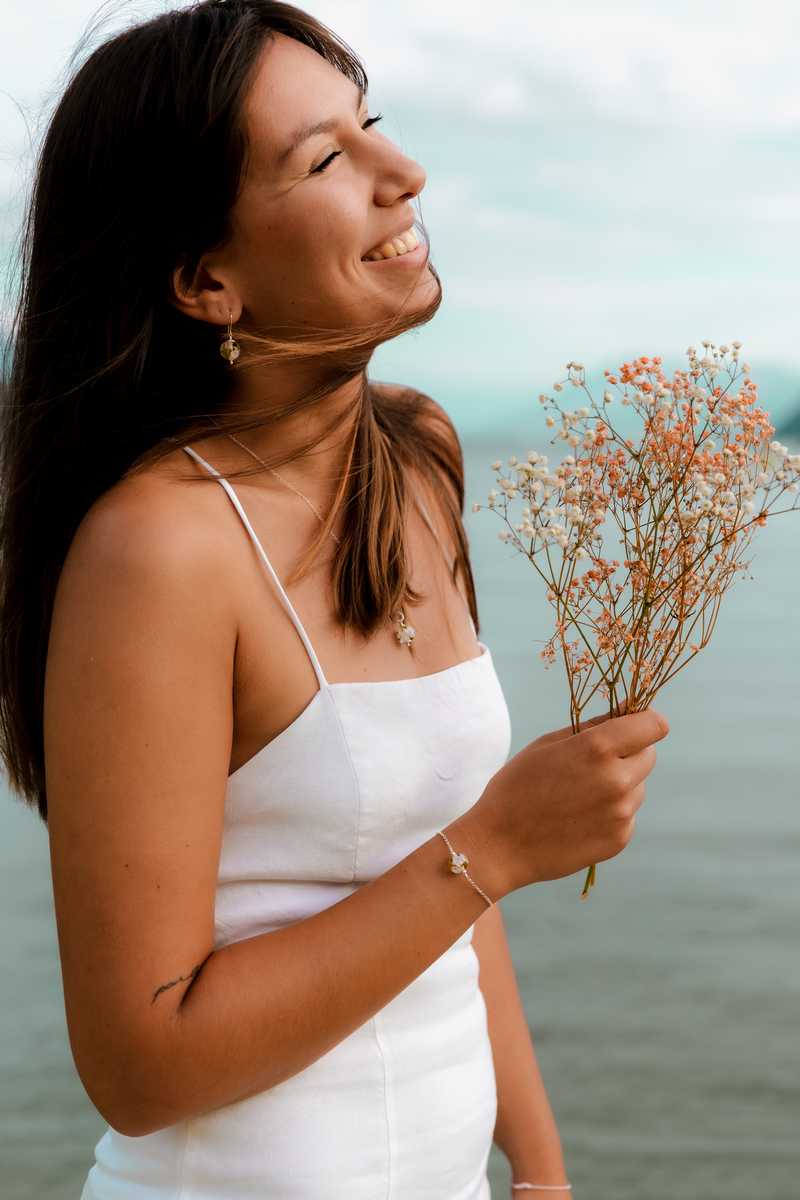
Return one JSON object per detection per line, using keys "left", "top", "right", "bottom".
{"left": 574, "top": 547, "right": 589, "bottom": 559}
{"left": 578, "top": 406, "right": 591, "bottom": 417}
{"left": 603, "top": 391, "right": 614, "bottom": 404}
{"left": 490, "top": 459, "right": 502, "bottom": 470}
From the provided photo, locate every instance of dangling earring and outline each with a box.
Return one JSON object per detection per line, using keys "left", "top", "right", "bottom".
{"left": 219, "top": 309, "right": 240, "bottom": 365}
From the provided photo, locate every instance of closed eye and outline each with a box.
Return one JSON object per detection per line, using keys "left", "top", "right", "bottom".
{"left": 310, "top": 114, "right": 384, "bottom": 175}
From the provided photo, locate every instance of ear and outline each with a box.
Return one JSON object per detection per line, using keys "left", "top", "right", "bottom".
{"left": 168, "top": 257, "right": 242, "bottom": 329}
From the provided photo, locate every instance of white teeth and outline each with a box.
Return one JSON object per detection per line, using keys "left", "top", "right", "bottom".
{"left": 364, "top": 227, "right": 419, "bottom": 261}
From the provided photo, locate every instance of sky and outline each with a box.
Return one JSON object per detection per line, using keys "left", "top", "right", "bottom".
{"left": 1, "top": 0, "right": 798, "bottom": 438}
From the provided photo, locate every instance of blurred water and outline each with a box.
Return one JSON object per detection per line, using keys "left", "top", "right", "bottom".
{"left": 1, "top": 435, "right": 798, "bottom": 1200}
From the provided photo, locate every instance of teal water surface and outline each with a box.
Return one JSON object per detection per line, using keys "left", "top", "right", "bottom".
{"left": 1, "top": 436, "right": 798, "bottom": 1199}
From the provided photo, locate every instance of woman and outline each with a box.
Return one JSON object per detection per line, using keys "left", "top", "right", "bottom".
{"left": 0, "top": 3, "right": 668, "bottom": 1196}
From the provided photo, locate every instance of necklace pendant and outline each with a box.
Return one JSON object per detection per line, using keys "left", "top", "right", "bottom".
{"left": 394, "top": 608, "right": 416, "bottom": 648}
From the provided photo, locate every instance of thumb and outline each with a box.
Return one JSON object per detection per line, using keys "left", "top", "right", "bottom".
{"left": 533, "top": 696, "right": 629, "bottom": 747}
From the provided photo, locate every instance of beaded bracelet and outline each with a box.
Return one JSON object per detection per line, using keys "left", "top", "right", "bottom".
{"left": 436, "top": 830, "right": 494, "bottom": 907}
{"left": 511, "top": 1183, "right": 572, "bottom": 1191}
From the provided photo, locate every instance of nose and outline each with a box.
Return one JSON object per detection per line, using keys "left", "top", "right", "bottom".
{"left": 373, "top": 143, "right": 426, "bottom": 207}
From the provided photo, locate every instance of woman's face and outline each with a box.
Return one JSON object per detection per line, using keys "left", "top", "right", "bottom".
{"left": 216, "top": 32, "right": 435, "bottom": 335}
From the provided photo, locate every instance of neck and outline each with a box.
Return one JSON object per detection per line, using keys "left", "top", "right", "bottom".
{"left": 211, "top": 366, "right": 367, "bottom": 500}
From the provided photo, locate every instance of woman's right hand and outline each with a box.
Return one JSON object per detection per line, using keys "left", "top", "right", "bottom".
{"left": 467, "top": 706, "right": 670, "bottom": 897}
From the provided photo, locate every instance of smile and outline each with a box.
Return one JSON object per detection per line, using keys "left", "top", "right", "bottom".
{"left": 362, "top": 226, "right": 425, "bottom": 263}
{"left": 361, "top": 237, "right": 429, "bottom": 268}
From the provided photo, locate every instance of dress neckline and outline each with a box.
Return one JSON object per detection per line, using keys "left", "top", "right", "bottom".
{"left": 227, "top": 642, "right": 492, "bottom": 783}
{"left": 325, "top": 640, "right": 489, "bottom": 689}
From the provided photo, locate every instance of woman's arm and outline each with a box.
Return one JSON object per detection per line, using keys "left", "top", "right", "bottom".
{"left": 471, "top": 903, "right": 571, "bottom": 1190}
{"left": 44, "top": 476, "right": 513, "bottom": 1138}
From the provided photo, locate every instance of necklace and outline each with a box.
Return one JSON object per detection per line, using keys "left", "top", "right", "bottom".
{"left": 222, "top": 430, "right": 416, "bottom": 649}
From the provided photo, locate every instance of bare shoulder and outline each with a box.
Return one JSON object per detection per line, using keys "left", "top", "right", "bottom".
{"left": 373, "top": 379, "right": 461, "bottom": 451}
{"left": 372, "top": 380, "right": 464, "bottom": 509}
{"left": 62, "top": 450, "right": 237, "bottom": 592}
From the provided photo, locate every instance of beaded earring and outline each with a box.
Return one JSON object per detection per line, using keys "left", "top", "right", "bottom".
{"left": 219, "top": 309, "right": 241, "bottom": 365}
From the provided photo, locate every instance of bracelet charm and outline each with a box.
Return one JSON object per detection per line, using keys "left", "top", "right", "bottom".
{"left": 448, "top": 850, "right": 469, "bottom": 873}
{"left": 436, "top": 830, "right": 493, "bottom": 907}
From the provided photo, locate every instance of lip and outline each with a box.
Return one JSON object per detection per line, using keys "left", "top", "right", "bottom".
{"left": 361, "top": 239, "right": 430, "bottom": 267}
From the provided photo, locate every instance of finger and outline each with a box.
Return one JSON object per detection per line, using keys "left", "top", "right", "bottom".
{"left": 621, "top": 748, "right": 656, "bottom": 791}
{"left": 607, "top": 709, "right": 669, "bottom": 756}
{"left": 536, "top": 697, "right": 629, "bottom": 746}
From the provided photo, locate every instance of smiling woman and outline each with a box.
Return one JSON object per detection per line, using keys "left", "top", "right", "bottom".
{"left": 0, "top": 2, "right": 536, "bottom": 1198}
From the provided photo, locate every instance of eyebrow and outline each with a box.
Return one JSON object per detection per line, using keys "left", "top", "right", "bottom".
{"left": 275, "top": 84, "right": 366, "bottom": 167}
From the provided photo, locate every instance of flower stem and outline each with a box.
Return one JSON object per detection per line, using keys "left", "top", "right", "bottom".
{"left": 581, "top": 863, "right": 596, "bottom": 898}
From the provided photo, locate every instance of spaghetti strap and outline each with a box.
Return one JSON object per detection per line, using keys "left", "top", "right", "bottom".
{"left": 182, "top": 445, "right": 328, "bottom": 689}
{"left": 410, "top": 483, "right": 478, "bottom": 638}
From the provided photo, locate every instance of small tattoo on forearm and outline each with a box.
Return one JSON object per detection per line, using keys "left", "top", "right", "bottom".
{"left": 151, "top": 961, "right": 204, "bottom": 1005}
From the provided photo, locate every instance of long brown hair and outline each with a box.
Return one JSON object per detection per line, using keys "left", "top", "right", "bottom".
{"left": 0, "top": 0, "right": 479, "bottom": 824}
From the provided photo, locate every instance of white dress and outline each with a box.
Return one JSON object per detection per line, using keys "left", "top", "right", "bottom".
{"left": 79, "top": 445, "right": 513, "bottom": 1199}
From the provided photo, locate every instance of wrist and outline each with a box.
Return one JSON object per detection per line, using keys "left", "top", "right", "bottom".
{"left": 443, "top": 804, "right": 512, "bottom": 905}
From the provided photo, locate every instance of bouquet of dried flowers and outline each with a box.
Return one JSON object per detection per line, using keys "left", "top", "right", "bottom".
{"left": 473, "top": 341, "right": 800, "bottom": 899}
